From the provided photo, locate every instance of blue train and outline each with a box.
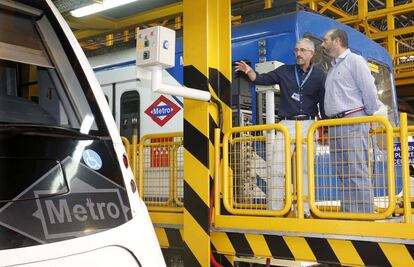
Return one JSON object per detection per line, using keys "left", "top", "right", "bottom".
{"left": 168, "top": 10, "right": 398, "bottom": 126}
{"left": 90, "top": 10, "right": 399, "bottom": 202}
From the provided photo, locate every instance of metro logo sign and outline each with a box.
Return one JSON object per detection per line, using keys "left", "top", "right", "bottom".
{"left": 145, "top": 96, "right": 180, "bottom": 126}
{"left": 0, "top": 157, "right": 129, "bottom": 243}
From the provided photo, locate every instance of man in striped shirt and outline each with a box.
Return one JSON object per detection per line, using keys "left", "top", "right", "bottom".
{"left": 322, "top": 28, "right": 380, "bottom": 213}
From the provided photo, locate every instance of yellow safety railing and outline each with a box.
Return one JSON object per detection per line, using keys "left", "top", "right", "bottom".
{"left": 308, "top": 115, "right": 396, "bottom": 220}
{"left": 138, "top": 132, "right": 183, "bottom": 212}
{"left": 388, "top": 117, "right": 413, "bottom": 221}
{"left": 222, "top": 123, "right": 292, "bottom": 216}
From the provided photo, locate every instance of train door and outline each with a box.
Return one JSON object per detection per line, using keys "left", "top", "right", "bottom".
{"left": 120, "top": 90, "right": 140, "bottom": 142}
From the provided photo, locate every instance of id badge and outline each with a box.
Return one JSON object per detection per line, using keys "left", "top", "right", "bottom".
{"left": 291, "top": 92, "right": 300, "bottom": 101}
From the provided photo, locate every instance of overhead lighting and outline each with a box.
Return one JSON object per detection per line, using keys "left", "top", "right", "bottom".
{"left": 70, "top": 0, "right": 138, "bottom": 18}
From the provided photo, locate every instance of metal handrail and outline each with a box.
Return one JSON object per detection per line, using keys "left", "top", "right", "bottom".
{"left": 222, "top": 123, "right": 292, "bottom": 216}
{"left": 307, "top": 115, "right": 396, "bottom": 220}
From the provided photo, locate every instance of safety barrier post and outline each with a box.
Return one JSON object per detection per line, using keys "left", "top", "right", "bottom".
{"left": 169, "top": 145, "right": 175, "bottom": 206}
{"left": 138, "top": 135, "right": 144, "bottom": 198}
{"left": 183, "top": 0, "right": 232, "bottom": 264}
{"left": 308, "top": 116, "right": 395, "bottom": 220}
{"left": 296, "top": 122, "right": 304, "bottom": 219}
{"left": 400, "top": 113, "right": 412, "bottom": 223}
{"left": 214, "top": 128, "right": 221, "bottom": 218}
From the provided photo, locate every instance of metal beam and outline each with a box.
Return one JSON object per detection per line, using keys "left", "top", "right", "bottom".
{"left": 299, "top": 1, "right": 380, "bottom": 33}
{"left": 74, "top": 2, "right": 183, "bottom": 40}
{"left": 338, "top": 3, "right": 414, "bottom": 24}
{"left": 395, "top": 62, "right": 414, "bottom": 71}
{"left": 116, "top": 2, "right": 182, "bottom": 28}
{"left": 319, "top": 0, "right": 335, "bottom": 14}
{"left": 396, "top": 75, "right": 414, "bottom": 86}
{"left": 183, "top": 0, "right": 232, "bottom": 265}
{"left": 386, "top": 0, "right": 395, "bottom": 59}
{"left": 66, "top": 15, "right": 116, "bottom": 30}
{"left": 370, "top": 26, "right": 414, "bottom": 40}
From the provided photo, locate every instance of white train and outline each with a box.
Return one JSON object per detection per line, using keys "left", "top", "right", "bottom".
{"left": 90, "top": 49, "right": 184, "bottom": 143}
{"left": 0, "top": 1, "right": 164, "bottom": 266}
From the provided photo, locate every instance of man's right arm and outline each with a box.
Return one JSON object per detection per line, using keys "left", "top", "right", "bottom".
{"left": 234, "top": 60, "right": 281, "bottom": 85}
{"left": 234, "top": 61, "right": 257, "bottom": 81}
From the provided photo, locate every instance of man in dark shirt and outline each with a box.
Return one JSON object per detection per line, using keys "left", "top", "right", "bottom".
{"left": 235, "top": 38, "right": 326, "bottom": 217}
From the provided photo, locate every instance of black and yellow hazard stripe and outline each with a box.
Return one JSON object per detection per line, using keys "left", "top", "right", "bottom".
{"left": 155, "top": 227, "right": 184, "bottom": 249}
{"left": 211, "top": 243, "right": 235, "bottom": 267}
{"left": 211, "top": 232, "right": 414, "bottom": 266}
{"left": 183, "top": 0, "right": 232, "bottom": 266}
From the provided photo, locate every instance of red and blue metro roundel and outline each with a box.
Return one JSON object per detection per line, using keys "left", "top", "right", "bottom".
{"left": 144, "top": 95, "right": 181, "bottom": 126}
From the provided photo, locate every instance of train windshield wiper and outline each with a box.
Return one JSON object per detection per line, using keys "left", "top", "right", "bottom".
{"left": 0, "top": 123, "right": 103, "bottom": 140}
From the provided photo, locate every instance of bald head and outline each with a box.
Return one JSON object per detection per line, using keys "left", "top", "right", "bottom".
{"left": 326, "top": 28, "right": 348, "bottom": 48}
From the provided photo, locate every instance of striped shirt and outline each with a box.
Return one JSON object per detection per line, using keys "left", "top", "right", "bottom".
{"left": 324, "top": 49, "right": 379, "bottom": 117}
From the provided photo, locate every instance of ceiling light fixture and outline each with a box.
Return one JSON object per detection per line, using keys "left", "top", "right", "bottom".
{"left": 70, "top": 0, "right": 138, "bottom": 18}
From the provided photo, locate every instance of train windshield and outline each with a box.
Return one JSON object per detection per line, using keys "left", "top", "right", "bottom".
{"left": 0, "top": 7, "right": 108, "bottom": 137}
{"left": 368, "top": 60, "right": 397, "bottom": 125}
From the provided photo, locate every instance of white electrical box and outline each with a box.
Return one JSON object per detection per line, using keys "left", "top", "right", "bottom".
{"left": 136, "top": 26, "right": 176, "bottom": 68}
{"left": 255, "top": 60, "right": 284, "bottom": 93}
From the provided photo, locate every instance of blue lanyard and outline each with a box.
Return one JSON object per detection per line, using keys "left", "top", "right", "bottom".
{"left": 295, "top": 64, "right": 313, "bottom": 93}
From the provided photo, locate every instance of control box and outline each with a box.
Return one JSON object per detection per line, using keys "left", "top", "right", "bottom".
{"left": 255, "top": 60, "right": 284, "bottom": 93}
{"left": 136, "top": 26, "right": 175, "bottom": 68}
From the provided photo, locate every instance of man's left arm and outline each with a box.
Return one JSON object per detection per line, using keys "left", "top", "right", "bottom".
{"left": 353, "top": 57, "right": 380, "bottom": 115}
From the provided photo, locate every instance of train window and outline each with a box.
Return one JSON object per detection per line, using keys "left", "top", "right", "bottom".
{"left": 0, "top": 60, "right": 69, "bottom": 126}
{"left": 0, "top": 8, "right": 108, "bottom": 136}
{"left": 0, "top": 9, "right": 52, "bottom": 68}
{"left": 368, "top": 60, "right": 397, "bottom": 126}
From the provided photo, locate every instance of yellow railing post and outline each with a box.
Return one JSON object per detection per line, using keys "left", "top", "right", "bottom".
{"left": 221, "top": 124, "right": 291, "bottom": 216}
{"left": 169, "top": 144, "right": 175, "bottom": 205}
{"left": 296, "top": 122, "right": 304, "bottom": 219}
{"left": 308, "top": 116, "right": 395, "bottom": 220}
{"left": 400, "top": 112, "right": 412, "bottom": 223}
{"left": 214, "top": 128, "right": 221, "bottom": 220}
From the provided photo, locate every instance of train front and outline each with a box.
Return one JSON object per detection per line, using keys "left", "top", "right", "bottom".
{"left": 0, "top": 1, "right": 164, "bottom": 266}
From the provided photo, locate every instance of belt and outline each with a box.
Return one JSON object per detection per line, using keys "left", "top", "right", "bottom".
{"left": 330, "top": 107, "right": 364, "bottom": 119}
{"left": 279, "top": 115, "right": 316, "bottom": 121}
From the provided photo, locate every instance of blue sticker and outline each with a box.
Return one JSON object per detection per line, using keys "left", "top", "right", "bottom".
{"left": 82, "top": 149, "right": 102, "bottom": 170}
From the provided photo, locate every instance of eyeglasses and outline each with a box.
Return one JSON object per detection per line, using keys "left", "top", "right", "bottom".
{"left": 294, "top": 48, "right": 313, "bottom": 54}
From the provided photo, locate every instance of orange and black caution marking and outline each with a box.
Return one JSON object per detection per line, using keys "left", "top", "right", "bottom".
{"left": 209, "top": 67, "right": 232, "bottom": 107}
{"left": 305, "top": 237, "right": 338, "bottom": 264}
{"left": 183, "top": 63, "right": 211, "bottom": 266}
{"left": 157, "top": 224, "right": 414, "bottom": 266}
{"left": 183, "top": 65, "right": 209, "bottom": 92}
{"left": 352, "top": 240, "right": 391, "bottom": 266}
{"left": 165, "top": 228, "right": 184, "bottom": 250}
{"left": 227, "top": 232, "right": 254, "bottom": 256}
{"left": 184, "top": 119, "right": 209, "bottom": 168}
{"left": 183, "top": 180, "right": 210, "bottom": 234}
{"left": 406, "top": 244, "right": 414, "bottom": 258}
{"left": 212, "top": 231, "right": 414, "bottom": 266}
{"left": 211, "top": 243, "right": 234, "bottom": 267}
{"left": 264, "top": 235, "right": 294, "bottom": 260}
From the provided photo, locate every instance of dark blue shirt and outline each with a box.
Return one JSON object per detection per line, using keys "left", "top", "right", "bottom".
{"left": 254, "top": 64, "right": 327, "bottom": 119}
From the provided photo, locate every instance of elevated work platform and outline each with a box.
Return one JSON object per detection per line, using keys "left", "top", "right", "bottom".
{"left": 122, "top": 113, "right": 414, "bottom": 266}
